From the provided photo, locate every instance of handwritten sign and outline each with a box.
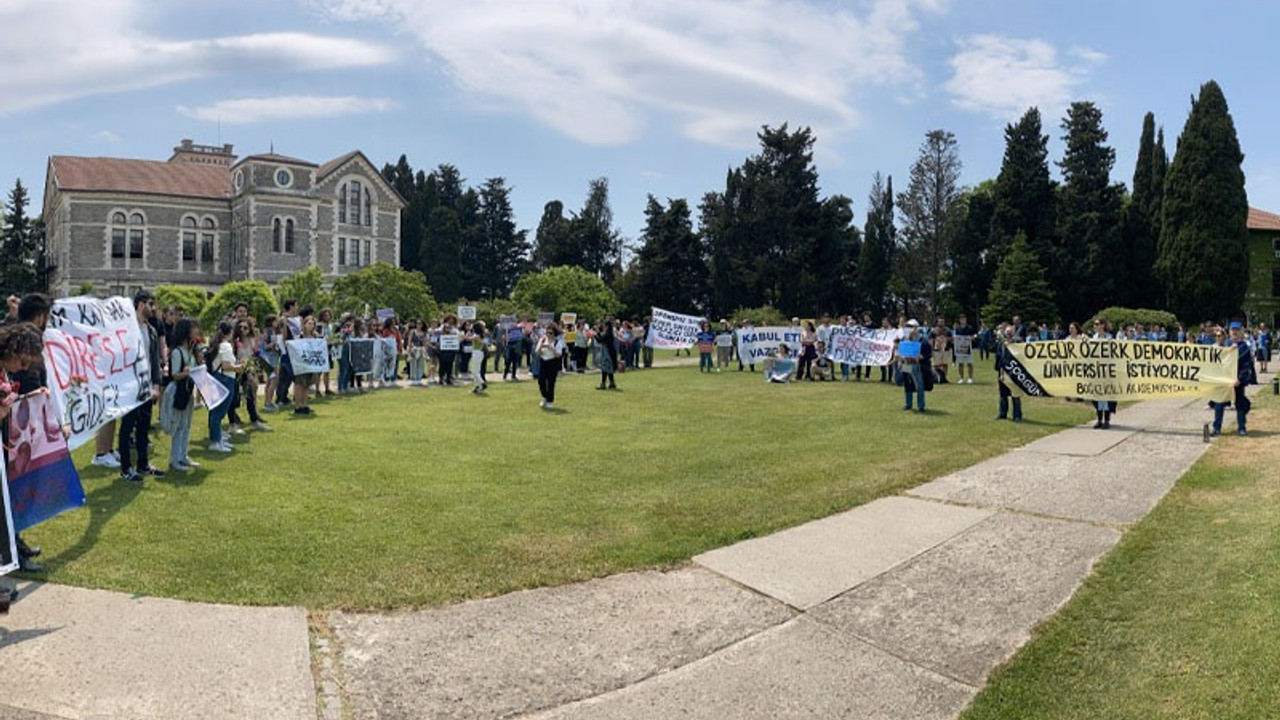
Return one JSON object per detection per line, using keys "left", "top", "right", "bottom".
{"left": 286, "top": 338, "right": 330, "bottom": 374}
{"left": 646, "top": 307, "right": 703, "bottom": 349}
{"left": 458, "top": 306, "right": 477, "bottom": 321}
{"left": 439, "top": 333, "right": 460, "bottom": 351}
{"left": 826, "top": 326, "right": 897, "bottom": 366}
{"left": 43, "top": 296, "right": 150, "bottom": 450}
{"left": 736, "top": 327, "right": 801, "bottom": 365}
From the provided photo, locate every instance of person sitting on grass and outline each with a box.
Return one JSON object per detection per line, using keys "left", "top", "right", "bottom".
{"left": 812, "top": 341, "right": 835, "bottom": 381}
{"left": 767, "top": 345, "right": 796, "bottom": 384}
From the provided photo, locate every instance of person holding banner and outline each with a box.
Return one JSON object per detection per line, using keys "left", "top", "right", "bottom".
{"left": 696, "top": 321, "right": 715, "bottom": 372}
{"left": 166, "top": 319, "right": 200, "bottom": 472}
{"left": 714, "top": 320, "right": 734, "bottom": 371}
{"left": 118, "top": 291, "right": 165, "bottom": 483}
{"left": 993, "top": 325, "right": 1023, "bottom": 423}
{"left": 1, "top": 321, "right": 48, "bottom": 572}
{"left": 503, "top": 320, "right": 523, "bottom": 381}
{"left": 1090, "top": 319, "right": 1118, "bottom": 429}
{"left": 437, "top": 315, "right": 460, "bottom": 386}
{"left": 207, "top": 321, "right": 241, "bottom": 452}
{"left": 896, "top": 320, "right": 931, "bottom": 412}
{"left": 954, "top": 314, "right": 976, "bottom": 384}
{"left": 1211, "top": 322, "right": 1258, "bottom": 436}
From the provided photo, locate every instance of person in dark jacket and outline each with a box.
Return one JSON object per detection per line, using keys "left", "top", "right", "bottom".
{"left": 1212, "top": 321, "right": 1257, "bottom": 436}
{"left": 993, "top": 324, "right": 1023, "bottom": 422}
{"left": 117, "top": 290, "right": 165, "bottom": 483}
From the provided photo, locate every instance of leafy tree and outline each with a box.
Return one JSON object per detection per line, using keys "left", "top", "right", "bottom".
{"left": 382, "top": 155, "right": 423, "bottom": 271}
{"left": 630, "top": 195, "right": 710, "bottom": 314}
{"left": 1054, "top": 101, "right": 1125, "bottom": 324}
{"left": 572, "top": 177, "right": 624, "bottom": 282}
{"left": 1121, "top": 112, "right": 1164, "bottom": 308}
{"left": 982, "top": 232, "right": 1058, "bottom": 327}
{"left": 857, "top": 173, "right": 896, "bottom": 318}
{"left": 0, "top": 179, "right": 42, "bottom": 296}
{"left": 200, "top": 280, "right": 278, "bottom": 331}
{"left": 510, "top": 265, "right": 621, "bottom": 322}
{"left": 423, "top": 204, "right": 463, "bottom": 301}
{"left": 467, "top": 177, "right": 529, "bottom": 299}
{"left": 896, "top": 129, "right": 964, "bottom": 317}
{"left": 330, "top": 262, "right": 437, "bottom": 321}
{"left": 275, "top": 266, "right": 331, "bottom": 311}
{"left": 948, "top": 181, "right": 996, "bottom": 320}
{"left": 990, "top": 108, "right": 1057, "bottom": 270}
{"left": 729, "top": 305, "right": 790, "bottom": 327}
{"left": 532, "top": 200, "right": 575, "bottom": 270}
{"left": 1156, "top": 80, "right": 1250, "bottom": 323}
{"left": 154, "top": 284, "right": 209, "bottom": 318}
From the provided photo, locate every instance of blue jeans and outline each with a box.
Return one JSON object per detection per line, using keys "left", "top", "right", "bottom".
{"left": 170, "top": 404, "right": 194, "bottom": 465}
{"left": 902, "top": 363, "right": 925, "bottom": 411}
{"left": 700, "top": 352, "right": 713, "bottom": 371}
{"left": 208, "top": 372, "right": 236, "bottom": 443}
{"left": 338, "top": 356, "right": 351, "bottom": 392}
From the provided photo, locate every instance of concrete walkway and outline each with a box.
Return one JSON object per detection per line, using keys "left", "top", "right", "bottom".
{"left": 0, "top": 385, "right": 1267, "bottom": 720}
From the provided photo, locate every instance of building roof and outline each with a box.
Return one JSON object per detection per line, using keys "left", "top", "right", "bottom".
{"left": 49, "top": 156, "right": 231, "bottom": 200}
{"left": 233, "top": 152, "right": 317, "bottom": 168}
{"left": 1248, "top": 207, "right": 1280, "bottom": 232}
{"left": 318, "top": 151, "right": 361, "bottom": 177}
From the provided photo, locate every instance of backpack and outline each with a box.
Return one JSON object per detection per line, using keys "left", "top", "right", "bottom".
{"left": 204, "top": 343, "right": 219, "bottom": 372}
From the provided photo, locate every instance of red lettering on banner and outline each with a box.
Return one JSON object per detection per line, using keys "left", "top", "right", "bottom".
{"left": 44, "top": 337, "right": 75, "bottom": 390}
{"left": 114, "top": 328, "right": 134, "bottom": 371}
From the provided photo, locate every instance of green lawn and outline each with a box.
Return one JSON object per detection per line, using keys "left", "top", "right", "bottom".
{"left": 23, "top": 358, "right": 1092, "bottom": 609}
{"left": 961, "top": 390, "right": 1280, "bottom": 720}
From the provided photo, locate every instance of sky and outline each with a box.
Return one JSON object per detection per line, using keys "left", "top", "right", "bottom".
{"left": 3, "top": 0, "right": 1278, "bottom": 251}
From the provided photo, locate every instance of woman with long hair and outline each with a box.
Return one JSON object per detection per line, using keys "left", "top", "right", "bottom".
{"left": 167, "top": 319, "right": 200, "bottom": 471}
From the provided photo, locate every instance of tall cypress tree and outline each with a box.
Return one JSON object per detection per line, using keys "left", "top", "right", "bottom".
{"left": 1122, "top": 112, "right": 1162, "bottom": 308}
{"left": 1055, "top": 101, "right": 1124, "bottom": 323}
{"left": 948, "top": 181, "right": 996, "bottom": 319}
{"left": 990, "top": 108, "right": 1056, "bottom": 271}
{"left": 1156, "top": 80, "right": 1249, "bottom": 323}
{"left": 631, "top": 195, "right": 709, "bottom": 313}
{"left": 857, "top": 173, "right": 895, "bottom": 318}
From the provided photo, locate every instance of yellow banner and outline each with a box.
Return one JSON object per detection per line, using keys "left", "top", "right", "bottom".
{"left": 1005, "top": 339, "right": 1236, "bottom": 402}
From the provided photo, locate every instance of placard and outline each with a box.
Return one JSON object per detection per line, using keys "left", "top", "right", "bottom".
{"left": 189, "top": 365, "right": 230, "bottom": 411}
{"left": 458, "top": 306, "right": 477, "bottom": 321}
{"left": 953, "top": 335, "right": 974, "bottom": 363}
{"left": 897, "top": 341, "right": 922, "bottom": 359}
{"left": 285, "top": 338, "right": 330, "bottom": 374}
{"left": 5, "top": 391, "right": 85, "bottom": 533}
{"left": 349, "top": 339, "right": 375, "bottom": 375}
{"left": 439, "top": 333, "right": 461, "bottom": 351}
{"left": 560, "top": 312, "right": 577, "bottom": 326}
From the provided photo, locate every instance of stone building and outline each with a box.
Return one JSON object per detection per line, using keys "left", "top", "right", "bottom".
{"left": 1246, "top": 206, "right": 1280, "bottom": 327}
{"left": 42, "top": 139, "right": 405, "bottom": 297}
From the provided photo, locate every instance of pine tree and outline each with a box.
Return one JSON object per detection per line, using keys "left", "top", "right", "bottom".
{"left": 857, "top": 173, "right": 895, "bottom": 318}
{"left": 631, "top": 196, "right": 709, "bottom": 313}
{"left": 0, "top": 179, "right": 41, "bottom": 296}
{"left": 990, "top": 108, "right": 1056, "bottom": 270}
{"left": 948, "top": 181, "right": 996, "bottom": 319}
{"left": 533, "top": 200, "right": 575, "bottom": 270}
{"left": 1121, "top": 112, "right": 1162, "bottom": 307}
{"left": 896, "top": 129, "right": 964, "bottom": 318}
{"left": 476, "top": 177, "right": 529, "bottom": 298}
{"left": 1055, "top": 101, "right": 1124, "bottom": 324}
{"left": 982, "top": 232, "right": 1058, "bottom": 327}
{"left": 1156, "top": 80, "right": 1249, "bottom": 323}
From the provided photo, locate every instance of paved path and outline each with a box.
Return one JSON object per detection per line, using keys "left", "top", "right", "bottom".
{"left": 0, "top": 383, "right": 1268, "bottom": 720}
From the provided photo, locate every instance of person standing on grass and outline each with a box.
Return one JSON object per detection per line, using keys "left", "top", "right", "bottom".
{"left": 574, "top": 320, "right": 591, "bottom": 373}
{"left": 504, "top": 320, "right": 524, "bottom": 381}
{"left": 468, "top": 320, "right": 489, "bottom": 394}
{"left": 274, "top": 300, "right": 300, "bottom": 407}
{"left": 1090, "top": 318, "right": 1117, "bottom": 429}
{"left": 714, "top": 319, "right": 734, "bottom": 372}
{"left": 993, "top": 325, "right": 1023, "bottom": 422}
{"left": 596, "top": 319, "right": 618, "bottom": 390}
{"left": 437, "top": 315, "right": 459, "bottom": 386}
{"left": 118, "top": 291, "right": 164, "bottom": 483}
{"left": 536, "top": 324, "right": 564, "bottom": 409}
{"left": 228, "top": 320, "right": 270, "bottom": 433}
{"left": 696, "top": 321, "right": 715, "bottom": 373}
{"left": 167, "top": 319, "right": 200, "bottom": 472}
{"left": 797, "top": 321, "right": 818, "bottom": 381}
{"left": 638, "top": 318, "right": 652, "bottom": 368}
{"left": 1256, "top": 322, "right": 1272, "bottom": 374}
{"left": 953, "top": 314, "right": 976, "bottom": 384}
{"left": 897, "top": 319, "right": 929, "bottom": 413}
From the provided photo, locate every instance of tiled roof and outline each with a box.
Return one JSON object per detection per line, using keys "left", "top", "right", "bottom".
{"left": 235, "top": 152, "right": 316, "bottom": 167}
{"left": 49, "top": 156, "right": 230, "bottom": 200}
{"left": 318, "top": 151, "right": 361, "bottom": 178}
{"left": 1248, "top": 206, "right": 1280, "bottom": 231}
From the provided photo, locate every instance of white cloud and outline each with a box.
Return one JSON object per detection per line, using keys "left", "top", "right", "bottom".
{"left": 92, "top": 130, "right": 124, "bottom": 144}
{"left": 316, "top": 0, "right": 945, "bottom": 147}
{"left": 0, "top": 0, "right": 395, "bottom": 115}
{"left": 177, "top": 95, "right": 396, "bottom": 123}
{"left": 945, "top": 35, "right": 1102, "bottom": 121}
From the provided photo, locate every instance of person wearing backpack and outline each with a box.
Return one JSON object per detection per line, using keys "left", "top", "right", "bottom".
{"left": 206, "top": 321, "right": 241, "bottom": 452}
{"left": 167, "top": 319, "right": 200, "bottom": 472}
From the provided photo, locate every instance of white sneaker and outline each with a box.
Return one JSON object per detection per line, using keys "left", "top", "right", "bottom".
{"left": 209, "top": 441, "right": 233, "bottom": 453}
{"left": 230, "top": 426, "right": 247, "bottom": 436}
{"left": 539, "top": 399, "right": 547, "bottom": 408}
{"left": 252, "top": 421, "right": 273, "bottom": 432}
{"left": 92, "top": 453, "right": 122, "bottom": 468}
{"left": 545, "top": 402, "right": 554, "bottom": 410}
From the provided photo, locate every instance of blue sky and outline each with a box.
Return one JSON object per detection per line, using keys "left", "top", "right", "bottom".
{"left": 3, "top": 0, "right": 1277, "bottom": 249}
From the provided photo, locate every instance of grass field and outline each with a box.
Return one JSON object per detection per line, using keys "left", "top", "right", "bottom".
{"left": 21, "top": 357, "right": 1093, "bottom": 609}
{"left": 961, "top": 390, "right": 1280, "bottom": 720}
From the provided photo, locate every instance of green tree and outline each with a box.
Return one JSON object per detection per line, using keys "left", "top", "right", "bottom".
{"left": 330, "top": 262, "right": 437, "bottom": 321}
{"left": 858, "top": 173, "right": 896, "bottom": 318}
{"left": 472, "top": 177, "right": 529, "bottom": 298}
{"left": 630, "top": 195, "right": 710, "bottom": 314}
{"left": 1121, "top": 112, "right": 1164, "bottom": 308}
{"left": 572, "top": 177, "right": 624, "bottom": 282}
{"left": 989, "top": 108, "right": 1057, "bottom": 302}
{"left": 982, "top": 232, "right": 1058, "bottom": 327}
{"left": 1156, "top": 80, "right": 1249, "bottom": 323}
{"left": 948, "top": 181, "right": 996, "bottom": 320}
{"left": 275, "top": 266, "right": 331, "bottom": 311}
{"left": 896, "top": 129, "right": 964, "bottom": 317}
{"left": 532, "top": 200, "right": 575, "bottom": 270}
{"left": 510, "top": 265, "right": 621, "bottom": 322}
{"left": 154, "top": 284, "right": 209, "bottom": 318}
{"left": 0, "top": 179, "right": 42, "bottom": 296}
{"left": 201, "top": 280, "right": 278, "bottom": 330}
{"left": 1054, "top": 101, "right": 1125, "bottom": 323}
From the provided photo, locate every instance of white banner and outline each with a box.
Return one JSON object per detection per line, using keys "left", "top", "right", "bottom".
{"left": 458, "top": 306, "right": 477, "bottom": 321}
{"left": 372, "top": 337, "right": 397, "bottom": 380}
{"left": 826, "top": 326, "right": 898, "bottom": 366}
{"left": 286, "top": 338, "right": 330, "bottom": 374}
{"left": 953, "top": 334, "right": 974, "bottom": 363}
{"left": 645, "top": 307, "right": 703, "bottom": 349}
{"left": 1, "top": 453, "right": 14, "bottom": 575}
{"left": 43, "top": 296, "right": 150, "bottom": 450}
{"left": 189, "top": 365, "right": 230, "bottom": 411}
{"left": 438, "top": 333, "right": 460, "bottom": 351}
{"left": 736, "top": 326, "right": 801, "bottom": 365}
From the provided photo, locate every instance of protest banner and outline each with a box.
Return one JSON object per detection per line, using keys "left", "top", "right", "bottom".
{"left": 189, "top": 365, "right": 230, "bottom": 411}
{"left": 825, "top": 326, "right": 896, "bottom": 366}
{"left": 286, "top": 338, "right": 330, "bottom": 374}
{"left": 372, "top": 337, "right": 397, "bottom": 380}
{"left": 1005, "top": 339, "right": 1236, "bottom": 402}
{"left": 736, "top": 326, "right": 801, "bottom": 365}
{"left": 953, "top": 335, "right": 974, "bottom": 363}
{"left": 1, "top": 461, "right": 13, "bottom": 576}
{"left": 537, "top": 311, "right": 554, "bottom": 326}
{"left": 376, "top": 308, "right": 396, "bottom": 323}
{"left": 498, "top": 315, "right": 517, "bottom": 330}
{"left": 349, "top": 339, "right": 375, "bottom": 375}
{"left": 560, "top": 312, "right": 577, "bottom": 326}
{"left": 439, "top": 333, "right": 460, "bottom": 351}
{"left": 458, "top": 306, "right": 477, "bottom": 321}
{"left": 6, "top": 392, "right": 86, "bottom": 533}
{"left": 43, "top": 296, "right": 151, "bottom": 450}
{"left": 645, "top": 307, "right": 703, "bottom": 349}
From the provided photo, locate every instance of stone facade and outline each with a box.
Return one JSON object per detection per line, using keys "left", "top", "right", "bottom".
{"left": 43, "top": 141, "right": 404, "bottom": 297}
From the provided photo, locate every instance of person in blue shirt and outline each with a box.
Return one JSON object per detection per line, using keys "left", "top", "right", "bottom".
{"left": 695, "top": 321, "right": 715, "bottom": 373}
{"left": 1257, "top": 322, "right": 1272, "bottom": 374}
{"left": 1211, "top": 322, "right": 1257, "bottom": 436}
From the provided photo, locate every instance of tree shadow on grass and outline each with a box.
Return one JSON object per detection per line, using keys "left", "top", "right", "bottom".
{"left": 46, "top": 479, "right": 143, "bottom": 568}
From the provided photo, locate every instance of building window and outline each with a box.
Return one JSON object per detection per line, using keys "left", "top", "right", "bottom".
{"left": 1273, "top": 268, "right": 1280, "bottom": 298}
{"left": 348, "top": 238, "right": 360, "bottom": 267}
{"left": 110, "top": 211, "right": 126, "bottom": 258}
{"left": 201, "top": 218, "right": 216, "bottom": 263}
{"left": 364, "top": 239, "right": 372, "bottom": 266}
{"left": 234, "top": 169, "right": 245, "bottom": 192}
{"left": 364, "top": 188, "right": 372, "bottom": 227}
{"left": 128, "top": 212, "right": 144, "bottom": 259}
{"left": 338, "top": 184, "right": 347, "bottom": 224}
{"left": 285, "top": 219, "right": 295, "bottom": 254}
{"left": 338, "top": 237, "right": 347, "bottom": 266}
{"left": 272, "top": 218, "right": 282, "bottom": 253}
{"left": 182, "top": 216, "right": 197, "bottom": 264}
{"left": 275, "top": 167, "right": 292, "bottom": 188}
{"left": 1273, "top": 237, "right": 1280, "bottom": 259}
{"left": 349, "top": 181, "right": 362, "bottom": 226}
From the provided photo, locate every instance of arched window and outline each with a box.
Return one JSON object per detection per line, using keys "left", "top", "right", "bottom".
{"left": 110, "top": 212, "right": 127, "bottom": 258}
{"left": 349, "top": 181, "right": 362, "bottom": 225}
{"left": 284, "top": 218, "right": 295, "bottom": 254}
{"left": 128, "top": 212, "right": 145, "bottom": 259}
{"left": 364, "top": 187, "right": 372, "bottom": 226}
{"left": 272, "top": 218, "right": 282, "bottom": 253}
{"left": 338, "top": 183, "right": 347, "bottom": 224}
{"left": 181, "top": 216, "right": 197, "bottom": 265}
{"left": 201, "top": 218, "right": 216, "bottom": 263}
